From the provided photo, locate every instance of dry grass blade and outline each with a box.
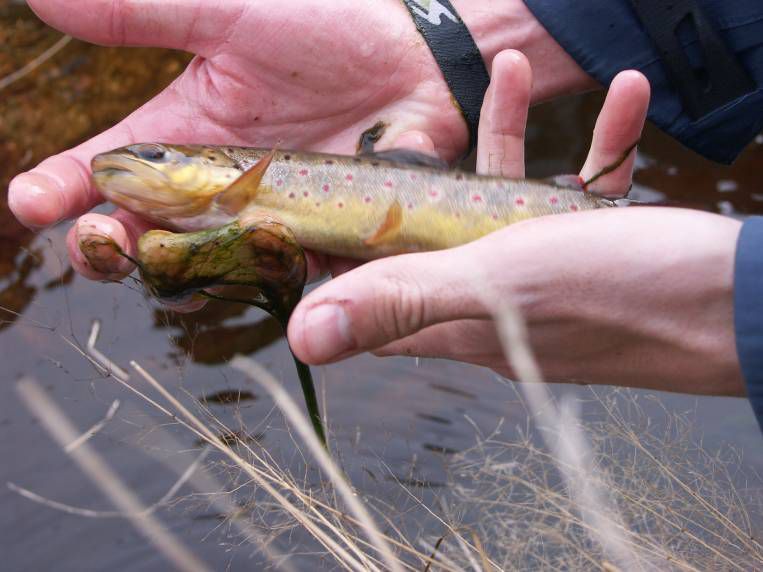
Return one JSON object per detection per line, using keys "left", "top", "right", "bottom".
{"left": 87, "top": 320, "right": 130, "bottom": 380}
{"left": 15, "top": 377, "right": 210, "bottom": 572}
{"left": 231, "top": 355, "right": 404, "bottom": 572}
{"left": 7, "top": 448, "right": 209, "bottom": 519}
{"left": 65, "top": 399, "right": 120, "bottom": 453}
{"left": 0, "top": 34, "right": 72, "bottom": 92}
{"left": 490, "top": 297, "right": 645, "bottom": 570}
{"left": 128, "top": 360, "right": 375, "bottom": 572}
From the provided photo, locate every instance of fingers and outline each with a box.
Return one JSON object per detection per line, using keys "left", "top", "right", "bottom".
{"left": 9, "top": 86, "right": 193, "bottom": 229}
{"left": 27, "top": 0, "right": 238, "bottom": 53}
{"left": 287, "top": 246, "right": 487, "bottom": 364}
{"left": 579, "top": 70, "right": 650, "bottom": 197}
{"left": 67, "top": 211, "right": 152, "bottom": 281}
{"left": 476, "top": 50, "right": 532, "bottom": 178}
{"left": 388, "top": 130, "right": 437, "bottom": 155}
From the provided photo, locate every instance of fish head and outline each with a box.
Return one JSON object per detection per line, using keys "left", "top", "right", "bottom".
{"left": 91, "top": 143, "right": 243, "bottom": 225}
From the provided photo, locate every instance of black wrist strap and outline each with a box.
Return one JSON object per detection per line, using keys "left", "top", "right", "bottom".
{"left": 628, "top": 0, "right": 755, "bottom": 120}
{"left": 401, "top": 0, "right": 490, "bottom": 155}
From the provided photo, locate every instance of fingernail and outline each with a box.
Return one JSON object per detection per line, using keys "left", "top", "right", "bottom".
{"left": 8, "top": 172, "right": 66, "bottom": 229}
{"left": 302, "top": 304, "right": 354, "bottom": 362}
{"left": 76, "top": 217, "right": 133, "bottom": 276}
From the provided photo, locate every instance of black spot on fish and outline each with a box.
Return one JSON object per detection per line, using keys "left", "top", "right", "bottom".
{"left": 283, "top": 154, "right": 291, "bottom": 161}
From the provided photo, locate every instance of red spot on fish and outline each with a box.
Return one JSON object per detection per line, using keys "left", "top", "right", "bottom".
{"left": 322, "top": 184, "right": 330, "bottom": 192}
{"left": 429, "top": 190, "right": 439, "bottom": 198}
{"left": 299, "top": 169, "right": 309, "bottom": 176}
{"left": 456, "top": 174, "right": 464, "bottom": 181}
{"left": 384, "top": 180, "right": 393, "bottom": 188}
{"left": 364, "top": 197, "right": 372, "bottom": 203}
{"left": 492, "top": 214, "right": 499, "bottom": 220}
{"left": 472, "top": 194, "right": 483, "bottom": 203}
{"left": 303, "top": 191, "right": 309, "bottom": 197}
{"left": 288, "top": 192, "right": 295, "bottom": 199}
{"left": 549, "top": 196, "right": 559, "bottom": 205}
{"left": 407, "top": 202, "right": 414, "bottom": 210}
{"left": 515, "top": 197, "right": 525, "bottom": 206}
{"left": 345, "top": 174, "right": 353, "bottom": 182}
{"left": 337, "top": 202, "right": 344, "bottom": 208}
{"left": 276, "top": 179, "right": 283, "bottom": 187}
{"left": 410, "top": 174, "right": 417, "bottom": 181}
{"left": 570, "top": 204, "right": 579, "bottom": 212}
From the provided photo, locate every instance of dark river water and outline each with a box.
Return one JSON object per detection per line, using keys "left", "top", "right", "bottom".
{"left": 1, "top": 4, "right": 761, "bottom": 571}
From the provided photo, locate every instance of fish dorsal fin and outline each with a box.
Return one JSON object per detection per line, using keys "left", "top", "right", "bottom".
{"left": 362, "top": 149, "right": 449, "bottom": 170}
{"left": 544, "top": 174, "right": 586, "bottom": 191}
{"left": 216, "top": 149, "right": 276, "bottom": 214}
{"left": 365, "top": 200, "right": 403, "bottom": 246}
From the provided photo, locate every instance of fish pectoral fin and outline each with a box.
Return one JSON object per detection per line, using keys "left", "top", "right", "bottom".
{"left": 361, "top": 149, "right": 450, "bottom": 170}
{"left": 364, "top": 200, "right": 403, "bottom": 246}
{"left": 216, "top": 148, "right": 276, "bottom": 214}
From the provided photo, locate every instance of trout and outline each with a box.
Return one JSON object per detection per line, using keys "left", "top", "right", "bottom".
{"left": 91, "top": 143, "right": 615, "bottom": 260}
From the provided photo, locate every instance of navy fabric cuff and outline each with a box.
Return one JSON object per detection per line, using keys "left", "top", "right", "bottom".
{"left": 523, "top": 0, "right": 763, "bottom": 164}
{"left": 734, "top": 217, "right": 763, "bottom": 430}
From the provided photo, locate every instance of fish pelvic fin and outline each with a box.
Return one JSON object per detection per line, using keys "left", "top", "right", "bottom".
{"left": 365, "top": 200, "right": 403, "bottom": 247}
{"left": 216, "top": 148, "right": 276, "bottom": 214}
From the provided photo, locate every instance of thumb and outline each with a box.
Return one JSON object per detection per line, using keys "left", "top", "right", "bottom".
{"left": 287, "top": 247, "right": 487, "bottom": 364}
{"left": 27, "top": 0, "right": 237, "bottom": 54}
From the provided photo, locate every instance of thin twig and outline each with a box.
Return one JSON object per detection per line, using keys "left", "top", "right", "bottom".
{"left": 0, "top": 34, "right": 72, "bottom": 92}
{"left": 65, "top": 399, "right": 120, "bottom": 453}
{"left": 232, "top": 355, "right": 403, "bottom": 572}
{"left": 87, "top": 320, "right": 130, "bottom": 380}
{"left": 8, "top": 447, "right": 209, "bottom": 518}
{"left": 15, "top": 377, "right": 210, "bottom": 572}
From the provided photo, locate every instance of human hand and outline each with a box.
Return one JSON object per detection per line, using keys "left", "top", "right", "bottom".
{"left": 9, "top": 0, "right": 592, "bottom": 282}
{"left": 287, "top": 50, "right": 745, "bottom": 397}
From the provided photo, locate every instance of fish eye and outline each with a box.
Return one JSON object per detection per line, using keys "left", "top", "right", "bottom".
{"left": 131, "top": 144, "right": 168, "bottom": 162}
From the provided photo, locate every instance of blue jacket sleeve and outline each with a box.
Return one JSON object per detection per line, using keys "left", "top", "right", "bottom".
{"left": 523, "top": 1, "right": 763, "bottom": 164}
{"left": 735, "top": 217, "right": 763, "bottom": 431}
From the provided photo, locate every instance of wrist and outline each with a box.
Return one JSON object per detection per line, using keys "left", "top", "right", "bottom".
{"left": 452, "top": 0, "right": 598, "bottom": 102}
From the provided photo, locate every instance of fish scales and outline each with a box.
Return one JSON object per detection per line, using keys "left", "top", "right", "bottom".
{"left": 92, "top": 144, "right": 614, "bottom": 260}
{"left": 221, "top": 148, "right": 609, "bottom": 258}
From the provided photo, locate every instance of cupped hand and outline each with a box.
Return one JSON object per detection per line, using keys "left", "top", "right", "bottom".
{"left": 9, "top": 0, "right": 593, "bottom": 284}
{"left": 288, "top": 50, "right": 745, "bottom": 397}
{"left": 8, "top": 0, "right": 465, "bottom": 280}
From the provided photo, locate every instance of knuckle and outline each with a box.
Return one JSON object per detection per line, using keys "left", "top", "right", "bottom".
{"left": 374, "top": 273, "right": 428, "bottom": 341}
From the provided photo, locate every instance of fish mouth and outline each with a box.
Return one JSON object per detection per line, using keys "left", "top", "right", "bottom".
{"left": 91, "top": 152, "right": 170, "bottom": 199}
{"left": 92, "top": 152, "right": 169, "bottom": 180}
